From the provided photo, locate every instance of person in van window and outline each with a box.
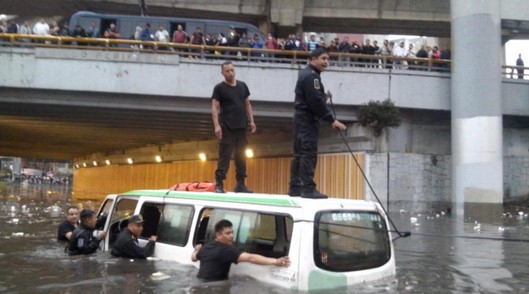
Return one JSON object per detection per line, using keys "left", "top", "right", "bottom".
{"left": 111, "top": 214, "right": 157, "bottom": 259}
{"left": 191, "top": 219, "right": 291, "bottom": 282}
{"left": 68, "top": 209, "right": 106, "bottom": 255}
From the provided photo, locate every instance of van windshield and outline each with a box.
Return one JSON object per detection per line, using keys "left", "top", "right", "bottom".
{"left": 314, "top": 211, "right": 391, "bottom": 272}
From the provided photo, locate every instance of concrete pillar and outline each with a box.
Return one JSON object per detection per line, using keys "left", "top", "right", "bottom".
{"left": 270, "top": 0, "right": 305, "bottom": 36}
{"left": 450, "top": 0, "right": 503, "bottom": 215}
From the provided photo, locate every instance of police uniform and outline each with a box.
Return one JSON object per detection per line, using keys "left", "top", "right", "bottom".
{"left": 289, "top": 64, "right": 335, "bottom": 198}
{"left": 68, "top": 225, "right": 102, "bottom": 255}
{"left": 111, "top": 229, "right": 155, "bottom": 259}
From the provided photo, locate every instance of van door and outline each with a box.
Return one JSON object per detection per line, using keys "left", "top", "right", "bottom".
{"left": 96, "top": 196, "right": 139, "bottom": 251}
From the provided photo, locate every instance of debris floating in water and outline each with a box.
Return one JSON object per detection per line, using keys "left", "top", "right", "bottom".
{"left": 151, "top": 272, "right": 170, "bottom": 281}
{"left": 410, "top": 217, "right": 418, "bottom": 223}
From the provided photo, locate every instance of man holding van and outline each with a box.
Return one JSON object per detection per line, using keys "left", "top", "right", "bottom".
{"left": 111, "top": 214, "right": 157, "bottom": 259}
{"left": 191, "top": 219, "right": 290, "bottom": 281}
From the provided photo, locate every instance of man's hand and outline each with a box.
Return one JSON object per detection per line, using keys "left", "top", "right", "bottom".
{"left": 274, "top": 256, "right": 291, "bottom": 267}
{"left": 332, "top": 120, "right": 347, "bottom": 131}
{"left": 149, "top": 235, "right": 157, "bottom": 242}
{"left": 325, "top": 90, "right": 332, "bottom": 102}
{"left": 191, "top": 244, "right": 203, "bottom": 262}
{"left": 214, "top": 125, "right": 222, "bottom": 139}
{"left": 97, "top": 231, "right": 107, "bottom": 240}
{"left": 249, "top": 122, "right": 256, "bottom": 134}
{"left": 195, "top": 244, "right": 202, "bottom": 251}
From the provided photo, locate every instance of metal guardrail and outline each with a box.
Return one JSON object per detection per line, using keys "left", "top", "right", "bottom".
{"left": 1, "top": 34, "right": 527, "bottom": 78}
{"left": 3, "top": 33, "right": 525, "bottom": 76}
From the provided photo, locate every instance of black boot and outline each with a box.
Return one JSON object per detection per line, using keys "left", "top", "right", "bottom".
{"left": 215, "top": 180, "right": 225, "bottom": 193}
{"left": 301, "top": 186, "right": 328, "bottom": 199}
{"left": 234, "top": 180, "right": 253, "bottom": 193}
{"left": 288, "top": 184, "right": 301, "bottom": 197}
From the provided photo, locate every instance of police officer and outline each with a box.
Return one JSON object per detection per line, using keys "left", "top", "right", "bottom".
{"left": 68, "top": 209, "right": 106, "bottom": 255}
{"left": 289, "top": 47, "right": 347, "bottom": 198}
{"left": 111, "top": 215, "right": 157, "bottom": 259}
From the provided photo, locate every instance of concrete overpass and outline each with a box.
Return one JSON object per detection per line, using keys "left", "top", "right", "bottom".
{"left": 1, "top": 45, "right": 528, "bottom": 162}
{"left": 3, "top": 0, "right": 529, "bottom": 39}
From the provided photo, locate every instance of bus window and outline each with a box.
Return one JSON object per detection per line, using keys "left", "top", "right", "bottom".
{"left": 195, "top": 208, "right": 293, "bottom": 258}
{"left": 314, "top": 211, "right": 392, "bottom": 272}
{"left": 170, "top": 22, "right": 186, "bottom": 38}
{"left": 156, "top": 204, "right": 194, "bottom": 246}
{"left": 100, "top": 18, "right": 118, "bottom": 37}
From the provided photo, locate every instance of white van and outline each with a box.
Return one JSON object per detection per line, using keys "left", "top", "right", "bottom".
{"left": 95, "top": 190, "right": 396, "bottom": 291}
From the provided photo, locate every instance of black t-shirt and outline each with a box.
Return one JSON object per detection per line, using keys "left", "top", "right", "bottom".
{"left": 196, "top": 241, "right": 242, "bottom": 281}
{"left": 57, "top": 221, "right": 76, "bottom": 241}
{"left": 212, "top": 80, "right": 250, "bottom": 130}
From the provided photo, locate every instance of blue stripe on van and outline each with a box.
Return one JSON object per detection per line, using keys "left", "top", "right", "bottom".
{"left": 122, "top": 190, "right": 301, "bottom": 207}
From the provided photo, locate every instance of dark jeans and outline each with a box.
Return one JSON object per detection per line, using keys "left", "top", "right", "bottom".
{"left": 215, "top": 127, "right": 248, "bottom": 182}
{"left": 290, "top": 113, "right": 319, "bottom": 189}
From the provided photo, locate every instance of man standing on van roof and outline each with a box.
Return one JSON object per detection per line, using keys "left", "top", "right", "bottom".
{"left": 289, "top": 47, "right": 347, "bottom": 199}
{"left": 211, "top": 61, "right": 256, "bottom": 193}
{"left": 191, "top": 219, "right": 290, "bottom": 281}
{"left": 111, "top": 214, "right": 157, "bottom": 259}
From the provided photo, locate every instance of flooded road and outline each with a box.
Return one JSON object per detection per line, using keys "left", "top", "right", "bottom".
{"left": 1, "top": 183, "right": 529, "bottom": 293}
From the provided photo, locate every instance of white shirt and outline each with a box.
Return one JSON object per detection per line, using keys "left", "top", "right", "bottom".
{"left": 33, "top": 22, "right": 50, "bottom": 36}
{"left": 155, "top": 30, "right": 169, "bottom": 42}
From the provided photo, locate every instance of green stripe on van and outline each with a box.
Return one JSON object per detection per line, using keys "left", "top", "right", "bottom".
{"left": 122, "top": 190, "right": 300, "bottom": 207}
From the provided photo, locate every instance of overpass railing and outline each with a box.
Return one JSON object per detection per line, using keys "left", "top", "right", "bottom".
{"left": 1, "top": 33, "right": 523, "bottom": 77}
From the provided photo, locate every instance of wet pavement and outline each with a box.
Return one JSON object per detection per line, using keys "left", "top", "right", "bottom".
{"left": 1, "top": 182, "right": 529, "bottom": 293}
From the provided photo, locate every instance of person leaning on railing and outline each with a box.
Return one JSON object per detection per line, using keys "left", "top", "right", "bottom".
{"left": 104, "top": 23, "right": 121, "bottom": 47}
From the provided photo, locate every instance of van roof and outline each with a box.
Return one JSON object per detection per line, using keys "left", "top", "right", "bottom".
{"left": 121, "top": 189, "right": 378, "bottom": 211}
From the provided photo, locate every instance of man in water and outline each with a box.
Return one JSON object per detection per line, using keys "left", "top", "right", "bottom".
{"left": 111, "top": 214, "right": 157, "bottom": 259}
{"left": 191, "top": 219, "right": 290, "bottom": 281}
{"left": 68, "top": 209, "right": 106, "bottom": 255}
{"left": 57, "top": 206, "right": 79, "bottom": 241}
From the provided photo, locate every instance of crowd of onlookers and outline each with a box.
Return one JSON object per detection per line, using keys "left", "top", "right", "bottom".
{"left": 1, "top": 17, "right": 451, "bottom": 68}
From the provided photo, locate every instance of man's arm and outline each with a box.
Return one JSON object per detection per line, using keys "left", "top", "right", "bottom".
{"left": 191, "top": 244, "right": 202, "bottom": 262}
{"left": 211, "top": 99, "right": 222, "bottom": 139}
{"left": 238, "top": 252, "right": 290, "bottom": 267}
{"left": 245, "top": 98, "right": 256, "bottom": 133}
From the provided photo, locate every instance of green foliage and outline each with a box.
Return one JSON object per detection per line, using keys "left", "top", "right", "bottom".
{"left": 357, "top": 99, "right": 402, "bottom": 136}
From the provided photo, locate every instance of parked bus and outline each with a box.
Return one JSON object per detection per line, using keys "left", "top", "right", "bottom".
{"left": 69, "top": 11, "right": 264, "bottom": 42}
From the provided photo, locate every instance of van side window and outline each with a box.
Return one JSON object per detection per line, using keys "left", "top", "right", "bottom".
{"left": 108, "top": 198, "right": 138, "bottom": 247}
{"left": 139, "top": 203, "right": 163, "bottom": 239}
{"left": 157, "top": 204, "right": 194, "bottom": 246}
{"left": 314, "top": 211, "right": 392, "bottom": 272}
{"left": 95, "top": 199, "right": 114, "bottom": 230}
{"left": 195, "top": 208, "right": 293, "bottom": 258}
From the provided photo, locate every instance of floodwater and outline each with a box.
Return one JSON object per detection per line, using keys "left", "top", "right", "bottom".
{"left": 1, "top": 183, "right": 529, "bottom": 293}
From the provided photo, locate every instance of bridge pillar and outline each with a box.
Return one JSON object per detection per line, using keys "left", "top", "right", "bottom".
{"left": 270, "top": 0, "right": 305, "bottom": 36}
{"left": 450, "top": 0, "right": 503, "bottom": 215}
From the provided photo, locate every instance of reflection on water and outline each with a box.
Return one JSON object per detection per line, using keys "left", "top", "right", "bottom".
{"left": 1, "top": 183, "right": 529, "bottom": 293}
